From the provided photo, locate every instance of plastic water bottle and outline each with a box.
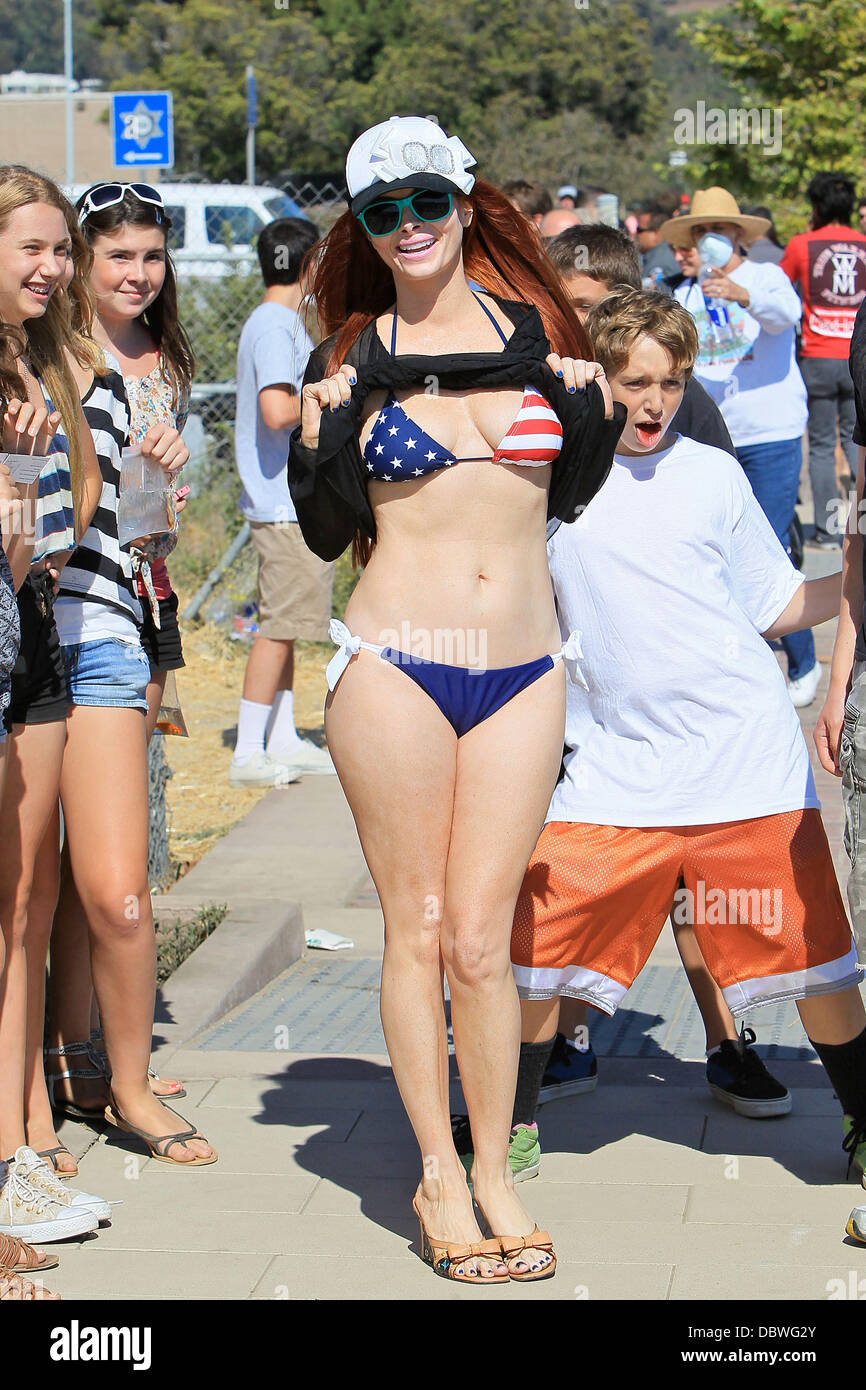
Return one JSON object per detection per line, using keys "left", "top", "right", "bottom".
{"left": 231, "top": 602, "right": 259, "bottom": 641}
{"left": 698, "top": 265, "right": 734, "bottom": 347}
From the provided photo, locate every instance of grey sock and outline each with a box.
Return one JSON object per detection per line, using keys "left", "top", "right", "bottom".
{"left": 512, "top": 1036, "right": 557, "bottom": 1128}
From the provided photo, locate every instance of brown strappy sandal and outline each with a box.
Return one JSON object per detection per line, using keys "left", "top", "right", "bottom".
{"left": 412, "top": 1197, "right": 509, "bottom": 1284}
{"left": 497, "top": 1226, "right": 557, "bottom": 1282}
{"left": 0, "top": 1232, "right": 59, "bottom": 1275}
{"left": 104, "top": 1094, "right": 217, "bottom": 1167}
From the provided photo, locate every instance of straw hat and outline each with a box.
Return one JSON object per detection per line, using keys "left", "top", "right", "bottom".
{"left": 658, "top": 187, "right": 771, "bottom": 247}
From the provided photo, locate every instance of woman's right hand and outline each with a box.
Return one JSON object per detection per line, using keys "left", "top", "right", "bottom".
{"left": 300, "top": 367, "right": 357, "bottom": 449}
{"left": 546, "top": 355, "right": 613, "bottom": 419}
{"left": 2, "top": 398, "right": 63, "bottom": 455}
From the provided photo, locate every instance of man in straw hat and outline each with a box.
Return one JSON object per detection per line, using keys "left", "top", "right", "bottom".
{"left": 659, "top": 187, "right": 819, "bottom": 709}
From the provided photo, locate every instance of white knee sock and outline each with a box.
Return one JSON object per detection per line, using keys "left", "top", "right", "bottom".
{"left": 266, "top": 688, "right": 304, "bottom": 756}
{"left": 234, "top": 698, "right": 271, "bottom": 763}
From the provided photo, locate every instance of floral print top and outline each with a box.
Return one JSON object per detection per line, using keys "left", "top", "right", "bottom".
{"left": 124, "top": 362, "right": 189, "bottom": 624}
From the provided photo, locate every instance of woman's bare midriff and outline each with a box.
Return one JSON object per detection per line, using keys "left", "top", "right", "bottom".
{"left": 344, "top": 456, "right": 561, "bottom": 670}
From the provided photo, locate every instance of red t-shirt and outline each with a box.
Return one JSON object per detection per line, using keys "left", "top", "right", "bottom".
{"left": 780, "top": 225, "right": 866, "bottom": 357}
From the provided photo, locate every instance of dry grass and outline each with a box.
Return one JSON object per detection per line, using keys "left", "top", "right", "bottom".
{"left": 161, "top": 611, "right": 332, "bottom": 875}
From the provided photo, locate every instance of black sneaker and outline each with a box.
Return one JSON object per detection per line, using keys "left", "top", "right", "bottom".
{"left": 706, "top": 1027, "right": 791, "bottom": 1118}
{"left": 538, "top": 1032, "right": 598, "bottom": 1106}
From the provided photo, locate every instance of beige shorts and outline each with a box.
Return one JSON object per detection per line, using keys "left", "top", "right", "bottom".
{"left": 249, "top": 521, "right": 335, "bottom": 641}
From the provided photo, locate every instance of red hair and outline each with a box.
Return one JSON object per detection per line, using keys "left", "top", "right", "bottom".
{"left": 308, "top": 179, "right": 592, "bottom": 370}
{"left": 305, "top": 178, "right": 592, "bottom": 564}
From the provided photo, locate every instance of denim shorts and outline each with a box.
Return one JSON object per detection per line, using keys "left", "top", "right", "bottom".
{"left": 61, "top": 637, "right": 150, "bottom": 713}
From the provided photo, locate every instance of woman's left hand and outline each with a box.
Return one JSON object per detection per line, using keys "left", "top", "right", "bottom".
{"left": 141, "top": 423, "right": 189, "bottom": 475}
{"left": 546, "top": 354, "right": 613, "bottom": 418}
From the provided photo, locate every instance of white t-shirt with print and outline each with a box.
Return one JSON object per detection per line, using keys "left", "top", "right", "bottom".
{"left": 546, "top": 433, "right": 817, "bottom": 828}
{"left": 674, "top": 261, "right": 807, "bottom": 447}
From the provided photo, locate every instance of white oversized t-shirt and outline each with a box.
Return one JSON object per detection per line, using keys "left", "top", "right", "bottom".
{"left": 546, "top": 434, "right": 818, "bottom": 827}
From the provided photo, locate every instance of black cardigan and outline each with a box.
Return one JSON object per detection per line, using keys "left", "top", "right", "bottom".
{"left": 288, "top": 296, "right": 626, "bottom": 561}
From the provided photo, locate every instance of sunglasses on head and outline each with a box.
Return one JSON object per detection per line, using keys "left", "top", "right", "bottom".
{"left": 78, "top": 183, "right": 164, "bottom": 225}
{"left": 358, "top": 189, "right": 453, "bottom": 237}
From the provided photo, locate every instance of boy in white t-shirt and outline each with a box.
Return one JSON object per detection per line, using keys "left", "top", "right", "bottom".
{"left": 505, "top": 289, "right": 866, "bottom": 1226}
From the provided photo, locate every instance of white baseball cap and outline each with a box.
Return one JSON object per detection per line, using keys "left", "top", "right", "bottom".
{"left": 557, "top": 185, "right": 578, "bottom": 201}
{"left": 346, "top": 115, "right": 477, "bottom": 216}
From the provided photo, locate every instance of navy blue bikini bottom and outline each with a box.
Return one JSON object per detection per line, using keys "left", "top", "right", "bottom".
{"left": 380, "top": 647, "right": 555, "bottom": 738}
{"left": 325, "top": 621, "right": 571, "bottom": 738}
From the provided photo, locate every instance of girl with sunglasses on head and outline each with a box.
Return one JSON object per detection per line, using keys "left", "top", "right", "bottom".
{"left": 35, "top": 183, "right": 214, "bottom": 1169}
{"left": 74, "top": 182, "right": 194, "bottom": 732}
{"left": 0, "top": 164, "right": 119, "bottom": 1246}
{"left": 290, "top": 116, "right": 623, "bottom": 1284}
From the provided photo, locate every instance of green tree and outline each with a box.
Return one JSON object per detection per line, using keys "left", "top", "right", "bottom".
{"left": 92, "top": 0, "right": 668, "bottom": 183}
{"left": 685, "top": 0, "right": 866, "bottom": 202}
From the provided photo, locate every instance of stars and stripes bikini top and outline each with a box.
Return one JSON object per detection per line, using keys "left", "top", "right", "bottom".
{"left": 362, "top": 292, "right": 564, "bottom": 482}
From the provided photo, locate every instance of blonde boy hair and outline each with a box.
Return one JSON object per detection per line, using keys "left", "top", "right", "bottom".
{"left": 585, "top": 287, "right": 699, "bottom": 381}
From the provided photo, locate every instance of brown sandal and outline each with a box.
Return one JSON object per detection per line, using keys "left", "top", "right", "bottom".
{"left": 412, "top": 1198, "right": 508, "bottom": 1283}
{"left": 497, "top": 1226, "right": 557, "bottom": 1282}
{"left": 0, "top": 1232, "right": 59, "bottom": 1275}
{"left": 0, "top": 1267, "right": 61, "bottom": 1299}
{"left": 36, "top": 1145, "right": 78, "bottom": 1179}
{"left": 104, "top": 1094, "right": 217, "bottom": 1167}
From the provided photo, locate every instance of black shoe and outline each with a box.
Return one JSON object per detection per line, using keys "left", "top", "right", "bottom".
{"left": 706, "top": 1027, "right": 791, "bottom": 1118}
{"left": 538, "top": 1032, "right": 598, "bottom": 1105}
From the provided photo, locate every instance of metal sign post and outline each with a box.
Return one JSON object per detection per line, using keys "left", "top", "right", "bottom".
{"left": 64, "top": 0, "right": 74, "bottom": 185}
{"left": 245, "top": 66, "right": 257, "bottom": 186}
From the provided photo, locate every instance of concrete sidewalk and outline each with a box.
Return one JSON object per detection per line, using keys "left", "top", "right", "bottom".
{"left": 45, "top": 547, "right": 866, "bottom": 1302}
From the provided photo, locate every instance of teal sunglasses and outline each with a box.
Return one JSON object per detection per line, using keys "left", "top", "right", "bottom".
{"left": 358, "top": 189, "right": 454, "bottom": 237}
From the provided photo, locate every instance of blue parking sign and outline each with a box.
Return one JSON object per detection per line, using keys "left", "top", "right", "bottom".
{"left": 111, "top": 91, "right": 174, "bottom": 169}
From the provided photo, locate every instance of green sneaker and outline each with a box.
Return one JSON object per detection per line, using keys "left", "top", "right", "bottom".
{"left": 842, "top": 1115, "right": 866, "bottom": 1186}
{"left": 450, "top": 1115, "right": 541, "bottom": 1184}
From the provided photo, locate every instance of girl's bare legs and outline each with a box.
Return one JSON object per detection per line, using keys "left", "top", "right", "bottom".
{"left": 47, "top": 658, "right": 182, "bottom": 1102}
{"left": 43, "top": 839, "right": 106, "bottom": 1114}
{"left": 0, "top": 720, "right": 66, "bottom": 1159}
{"left": 21, "top": 804, "right": 75, "bottom": 1169}
{"left": 325, "top": 652, "right": 504, "bottom": 1277}
{"left": 59, "top": 704, "right": 212, "bottom": 1159}
{"left": 443, "top": 663, "right": 565, "bottom": 1273}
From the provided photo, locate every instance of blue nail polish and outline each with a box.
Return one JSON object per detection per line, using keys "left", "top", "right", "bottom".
{"left": 568, "top": 386, "right": 575, "bottom": 393}
{"left": 556, "top": 369, "right": 563, "bottom": 377}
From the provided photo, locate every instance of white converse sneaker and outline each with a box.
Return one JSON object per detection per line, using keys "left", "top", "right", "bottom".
{"left": 268, "top": 739, "right": 336, "bottom": 775}
{"left": 787, "top": 660, "right": 822, "bottom": 709}
{"left": 11, "top": 1147, "right": 111, "bottom": 1224}
{"left": 228, "top": 750, "right": 301, "bottom": 787}
{"left": 0, "top": 1161, "right": 97, "bottom": 1244}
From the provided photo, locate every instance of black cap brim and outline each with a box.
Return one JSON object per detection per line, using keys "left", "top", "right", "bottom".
{"left": 350, "top": 172, "right": 463, "bottom": 217}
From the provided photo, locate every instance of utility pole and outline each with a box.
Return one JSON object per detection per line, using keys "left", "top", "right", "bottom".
{"left": 64, "top": 0, "right": 74, "bottom": 184}
{"left": 245, "top": 66, "right": 256, "bottom": 186}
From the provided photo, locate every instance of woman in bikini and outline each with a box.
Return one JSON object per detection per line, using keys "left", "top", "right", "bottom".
{"left": 290, "top": 117, "right": 622, "bottom": 1283}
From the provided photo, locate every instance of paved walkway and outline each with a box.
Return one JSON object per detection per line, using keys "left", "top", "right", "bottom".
{"left": 46, "top": 547, "right": 866, "bottom": 1302}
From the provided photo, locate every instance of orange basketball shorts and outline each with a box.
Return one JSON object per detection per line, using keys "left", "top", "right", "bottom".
{"left": 511, "top": 810, "right": 859, "bottom": 1017}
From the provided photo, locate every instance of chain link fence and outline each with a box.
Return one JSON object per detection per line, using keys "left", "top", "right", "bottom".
{"left": 148, "top": 179, "right": 345, "bottom": 882}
